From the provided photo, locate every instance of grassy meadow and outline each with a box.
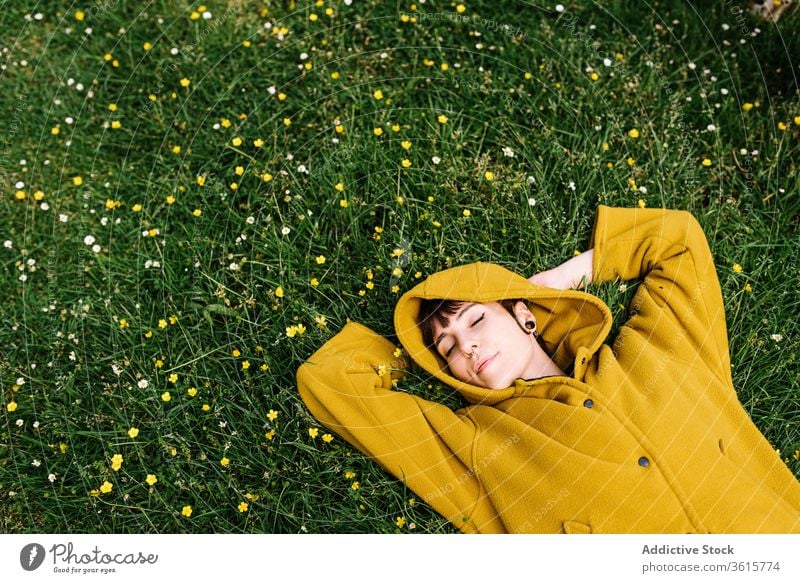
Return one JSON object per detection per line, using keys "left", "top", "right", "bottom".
{"left": 1, "top": 0, "right": 799, "bottom": 533}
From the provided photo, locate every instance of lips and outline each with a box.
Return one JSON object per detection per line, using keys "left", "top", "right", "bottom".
{"left": 475, "top": 353, "right": 496, "bottom": 374}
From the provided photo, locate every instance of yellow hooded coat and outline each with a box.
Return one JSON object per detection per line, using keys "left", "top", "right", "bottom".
{"left": 297, "top": 206, "right": 800, "bottom": 533}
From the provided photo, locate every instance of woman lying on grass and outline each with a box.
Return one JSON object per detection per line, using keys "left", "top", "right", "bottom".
{"left": 297, "top": 205, "right": 800, "bottom": 533}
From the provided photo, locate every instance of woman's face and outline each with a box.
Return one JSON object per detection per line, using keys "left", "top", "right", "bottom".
{"left": 429, "top": 301, "right": 537, "bottom": 389}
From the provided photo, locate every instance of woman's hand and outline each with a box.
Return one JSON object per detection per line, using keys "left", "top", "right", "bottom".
{"left": 528, "top": 250, "right": 594, "bottom": 290}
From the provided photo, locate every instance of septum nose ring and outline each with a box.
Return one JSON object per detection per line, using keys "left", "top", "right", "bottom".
{"left": 468, "top": 346, "right": 477, "bottom": 359}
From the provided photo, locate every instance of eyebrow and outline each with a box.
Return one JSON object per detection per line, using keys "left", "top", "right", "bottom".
{"left": 434, "top": 303, "right": 477, "bottom": 349}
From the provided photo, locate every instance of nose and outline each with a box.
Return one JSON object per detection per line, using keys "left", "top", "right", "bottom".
{"left": 460, "top": 339, "right": 478, "bottom": 359}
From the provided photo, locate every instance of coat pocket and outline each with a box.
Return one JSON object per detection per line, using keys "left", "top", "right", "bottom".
{"left": 562, "top": 520, "right": 592, "bottom": 534}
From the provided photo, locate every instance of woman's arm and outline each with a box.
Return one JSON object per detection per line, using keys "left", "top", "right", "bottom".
{"left": 297, "top": 322, "right": 490, "bottom": 532}
{"left": 528, "top": 249, "right": 594, "bottom": 290}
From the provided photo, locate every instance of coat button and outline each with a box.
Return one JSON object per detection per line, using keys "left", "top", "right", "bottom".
{"left": 583, "top": 399, "right": 593, "bottom": 408}
{"left": 638, "top": 456, "right": 650, "bottom": 468}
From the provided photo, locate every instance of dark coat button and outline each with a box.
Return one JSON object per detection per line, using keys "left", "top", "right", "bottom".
{"left": 638, "top": 456, "right": 650, "bottom": 467}
{"left": 583, "top": 399, "right": 593, "bottom": 408}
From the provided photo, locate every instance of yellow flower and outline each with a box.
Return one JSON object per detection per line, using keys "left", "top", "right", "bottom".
{"left": 166, "top": 195, "right": 176, "bottom": 205}
{"left": 351, "top": 481, "right": 360, "bottom": 490}
{"left": 331, "top": 71, "right": 340, "bottom": 80}
{"left": 111, "top": 454, "right": 123, "bottom": 471}
{"left": 161, "top": 391, "right": 171, "bottom": 402}
{"left": 373, "top": 127, "right": 384, "bottom": 136}
{"left": 777, "top": 122, "right": 787, "bottom": 131}
{"left": 7, "top": 401, "right": 18, "bottom": 412}
{"left": 253, "top": 138, "right": 264, "bottom": 147}
{"left": 99, "top": 481, "right": 113, "bottom": 494}
{"left": 373, "top": 89, "right": 384, "bottom": 100}
{"left": 196, "top": 175, "right": 206, "bottom": 186}
{"left": 456, "top": 4, "right": 466, "bottom": 13}
{"left": 335, "top": 182, "right": 345, "bottom": 192}
{"left": 180, "top": 78, "right": 191, "bottom": 88}
{"left": 168, "top": 373, "right": 178, "bottom": 383}
{"left": 484, "top": 171, "right": 494, "bottom": 181}
{"left": 146, "top": 474, "right": 158, "bottom": 486}
{"left": 275, "top": 286, "right": 284, "bottom": 298}
{"left": 241, "top": 360, "right": 250, "bottom": 370}
{"left": 128, "top": 427, "right": 139, "bottom": 438}
{"left": 396, "top": 516, "right": 406, "bottom": 528}
{"left": 187, "top": 387, "right": 197, "bottom": 397}
{"left": 234, "top": 166, "right": 244, "bottom": 176}
{"left": 132, "top": 203, "right": 142, "bottom": 212}
{"left": 267, "top": 409, "right": 278, "bottom": 421}
{"left": 181, "top": 505, "right": 192, "bottom": 517}
{"left": 339, "top": 199, "right": 349, "bottom": 207}
{"left": 238, "top": 502, "right": 249, "bottom": 512}
{"left": 437, "top": 114, "right": 448, "bottom": 124}
{"left": 111, "top": 120, "right": 122, "bottom": 129}
{"left": 202, "top": 404, "right": 211, "bottom": 411}
{"left": 192, "top": 208, "right": 202, "bottom": 217}
{"left": 231, "top": 136, "right": 243, "bottom": 147}
{"left": 309, "top": 427, "right": 319, "bottom": 439}
{"left": 108, "top": 103, "right": 118, "bottom": 112}
{"left": 158, "top": 319, "right": 167, "bottom": 329}
{"left": 742, "top": 102, "right": 753, "bottom": 112}
{"left": 143, "top": 42, "right": 153, "bottom": 51}
{"left": 220, "top": 457, "right": 230, "bottom": 467}
{"left": 283, "top": 118, "right": 292, "bottom": 126}
{"left": 262, "top": 172, "right": 273, "bottom": 182}
{"left": 638, "top": 199, "right": 647, "bottom": 208}
{"left": 315, "top": 255, "right": 326, "bottom": 265}
{"left": 322, "top": 433, "right": 333, "bottom": 443}
{"left": 744, "top": 283, "right": 752, "bottom": 293}
{"left": 401, "top": 140, "right": 412, "bottom": 150}
{"left": 702, "top": 158, "right": 712, "bottom": 167}
{"left": 628, "top": 128, "right": 640, "bottom": 139}
{"left": 72, "top": 176, "right": 83, "bottom": 186}
{"left": 278, "top": 92, "right": 287, "bottom": 101}
{"left": 265, "top": 429, "right": 276, "bottom": 440}
{"left": 732, "top": 263, "right": 743, "bottom": 273}
{"left": 401, "top": 159, "right": 412, "bottom": 168}
{"left": 462, "top": 209, "right": 471, "bottom": 217}
{"left": 119, "top": 319, "right": 129, "bottom": 329}
{"left": 345, "top": 471, "right": 356, "bottom": 480}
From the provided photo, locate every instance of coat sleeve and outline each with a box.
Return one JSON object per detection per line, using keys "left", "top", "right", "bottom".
{"left": 296, "top": 321, "right": 488, "bottom": 531}
{"left": 589, "top": 205, "right": 732, "bottom": 386}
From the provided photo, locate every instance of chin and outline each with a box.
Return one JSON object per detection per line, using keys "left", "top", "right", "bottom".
{"left": 484, "top": 376, "right": 512, "bottom": 390}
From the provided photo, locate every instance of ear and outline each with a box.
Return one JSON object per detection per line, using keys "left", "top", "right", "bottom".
{"left": 512, "top": 301, "right": 535, "bottom": 328}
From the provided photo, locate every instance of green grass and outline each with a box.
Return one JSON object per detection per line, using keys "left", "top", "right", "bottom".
{"left": 1, "top": 0, "right": 798, "bottom": 533}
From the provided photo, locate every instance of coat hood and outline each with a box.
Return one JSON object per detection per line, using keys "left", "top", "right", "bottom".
{"left": 394, "top": 262, "right": 613, "bottom": 405}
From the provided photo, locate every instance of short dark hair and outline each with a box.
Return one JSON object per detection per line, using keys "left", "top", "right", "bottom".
{"left": 418, "top": 298, "right": 530, "bottom": 349}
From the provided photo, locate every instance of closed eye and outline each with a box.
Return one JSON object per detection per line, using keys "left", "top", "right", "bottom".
{"left": 471, "top": 314, "right": 484, "bottom": 327}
